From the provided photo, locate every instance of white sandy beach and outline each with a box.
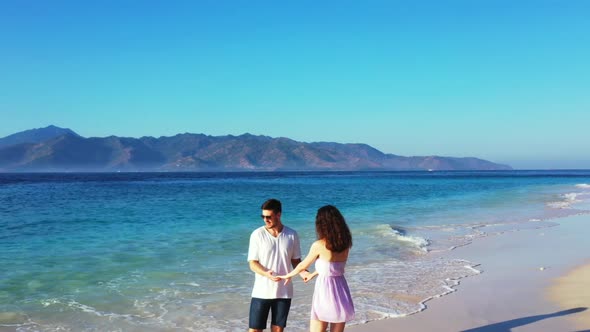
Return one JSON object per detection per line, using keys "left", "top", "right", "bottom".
{"left": 548, "top": 261, "right": 590, "bottom": 330}
{"left": 348, "top": 213, "right": 590, "bottom": 332}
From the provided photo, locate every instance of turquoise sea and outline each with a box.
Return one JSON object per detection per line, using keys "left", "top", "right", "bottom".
{"left": 2, "top": 171, "right": 590, "bottom": 331}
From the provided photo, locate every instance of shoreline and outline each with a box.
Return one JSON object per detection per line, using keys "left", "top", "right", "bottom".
{"left": 348, "top": 213, "right": 590, "bottom": 332}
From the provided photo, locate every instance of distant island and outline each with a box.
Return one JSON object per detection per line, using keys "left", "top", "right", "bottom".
{"left": 0, "top": 125, "right": 512, "bottom": 172}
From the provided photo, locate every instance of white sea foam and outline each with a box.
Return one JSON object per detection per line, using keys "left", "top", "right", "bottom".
{"left": 376, "top": 224, "right": 430, "bottom": 252}
{"left": 40, "top": 298, "right": 61, "bottom": 307}
{"left": 346, "top": 257, "right": 481, "bottom": 325}
{"left": 547, "top": 192, "right": 581, "bottom": 209}
{"left": 464, "top": 263, "right": 482, "bottom": 275}
{"left": 173, "top": 282, "right": 200, "bottom": 287}
{"left": 66, "top": 300, "right": 147, "bottom": 320}
{"left": 392, "top": 228, "right": 430, "bottom": 250}
{"left": 575, "top": 183, "right": 590, "bottom": 189}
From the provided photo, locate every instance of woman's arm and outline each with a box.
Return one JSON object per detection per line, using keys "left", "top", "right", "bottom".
{"left": 279, "top": 241, "right": 320, "bottom": 279}
{"left": 304, "top": 270, "right": 319, "bottom": 283}
{"left": 291, "top": 258, "right": 311, "bottom": 280}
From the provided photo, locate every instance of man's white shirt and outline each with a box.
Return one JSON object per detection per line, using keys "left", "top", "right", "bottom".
{"left": 248, "top": 225, "right": 302, "bottom": 299}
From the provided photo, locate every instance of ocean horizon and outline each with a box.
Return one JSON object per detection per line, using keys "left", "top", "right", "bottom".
{"left": 2, "top": 170, "right": 590, "bottom": 331}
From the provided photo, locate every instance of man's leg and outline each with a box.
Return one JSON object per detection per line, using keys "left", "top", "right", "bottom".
{"left": 270, "top": 298, "right": 291, "bottom": 332}
{"left": 249, "top": 298, "right": 271, "bottom": 332}
{"left": 270, "top": 325, "right": 283, "bottom": 332}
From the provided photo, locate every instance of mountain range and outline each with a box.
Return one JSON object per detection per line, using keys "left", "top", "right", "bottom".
{"left": 0, "top": 125, "right": 512, "bottom": 172}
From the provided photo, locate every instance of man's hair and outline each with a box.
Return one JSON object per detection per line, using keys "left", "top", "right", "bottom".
{"left": 261, "top": 198, "right": 282, "bottom": 213}
{"left": 315, "top": 205, "right": 352, "bottom": 253}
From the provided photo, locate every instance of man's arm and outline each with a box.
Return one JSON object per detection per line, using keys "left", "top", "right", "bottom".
{"left": 249, "top": 260, "right": 280, "bottom": 281}
{"left": 291, "top": 258, "right": 301, "bottom": 267}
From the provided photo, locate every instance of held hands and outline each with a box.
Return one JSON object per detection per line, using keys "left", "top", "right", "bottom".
{"left": 303, "top": 271, "right": 318, "bottom": 283}
{"left": 265, "top": 269, "right": 296, "bottom": 285}
{"left": 264, "top": 270, "right": 280, "bottom": 282}
{"left": 276, "top": 271, "right": 317, "bottom": 285}
{"left": 277, "top": 274, "right": 292, "bottom": 285}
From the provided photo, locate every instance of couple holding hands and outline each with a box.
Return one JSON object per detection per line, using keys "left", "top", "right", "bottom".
{"left": 248, "top": 199, "right": 354, "bottom": 332}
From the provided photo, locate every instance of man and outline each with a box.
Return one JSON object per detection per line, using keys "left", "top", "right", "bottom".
{"left": 247, "top": 198, "right": 309, "bottom": 332}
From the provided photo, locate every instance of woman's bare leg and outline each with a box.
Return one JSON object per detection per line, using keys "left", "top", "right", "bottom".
{"left": 310, "top": 319, "right": 328, "bottom": 332}
{"left": 328, "top": 322, "right": 346, "bottom": 332}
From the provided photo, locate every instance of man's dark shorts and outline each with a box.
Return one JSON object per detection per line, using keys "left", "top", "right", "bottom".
{"left": 249, "top": 298, "right": 292, "bottom": 329}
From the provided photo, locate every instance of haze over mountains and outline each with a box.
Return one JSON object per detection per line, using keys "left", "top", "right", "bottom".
{"left": 0, "top": 126, "right": 511, "bottom": 172}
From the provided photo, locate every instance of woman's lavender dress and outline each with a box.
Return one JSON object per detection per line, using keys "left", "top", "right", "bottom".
{"left": 311, "top": 259, "right": 355, "bottom": 323}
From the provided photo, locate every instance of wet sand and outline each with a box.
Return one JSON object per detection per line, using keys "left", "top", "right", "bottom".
{"left": 348, "top": 214, "right": 590, "bottom": 332}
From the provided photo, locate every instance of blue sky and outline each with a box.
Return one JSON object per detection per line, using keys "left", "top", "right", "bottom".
{"left": 1, "top": 1, "right": 589, "bottom": 169}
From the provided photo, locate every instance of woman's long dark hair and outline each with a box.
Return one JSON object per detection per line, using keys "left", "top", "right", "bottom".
{"left": 315, "top": 205, "right": 352, "bottom": 253}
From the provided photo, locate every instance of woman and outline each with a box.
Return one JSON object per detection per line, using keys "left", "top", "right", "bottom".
{"left": 278, "top": 205, "right": 354, "bottom": 332}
